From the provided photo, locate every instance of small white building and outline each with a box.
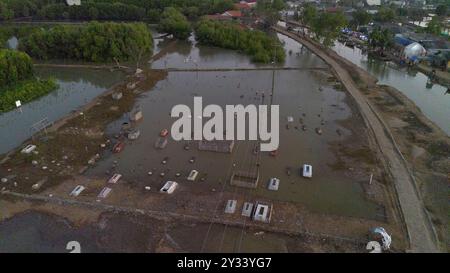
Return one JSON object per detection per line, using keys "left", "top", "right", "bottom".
{"left": 302, "top": 164, "right": 313, "bottom": 178}
{"left": 70, "top": 185, "right": 85, "bottom": 197}
{"left": 187, "top": 170, "right": 199, "bottom": 181}
{"left": 98, "top": 187, "right": 112, "bottom": 199}
{"left": 253, "top": 203, "right": 272, "bottom": 223}
{"left": 66, "top": 0, "right": 81, "bottom": 6}
{"left": 21, "top": 144, "right": 36, "bottom": 154}
{"left": 160, "top": 181, "right": 178, "bottom": 194}
{"left": 241, "top": 202, "right": 254, "bottom": 217}
{"left": 225, "top": 200, "right": 237, "bottom": 214}
{"left": 108, "top": 173, "right": 122, "bottom": 184}
{"left": 268, "top": 178, "right": 280, "bottom": 191}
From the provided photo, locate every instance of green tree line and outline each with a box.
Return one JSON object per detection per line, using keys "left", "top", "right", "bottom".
{"left": 195, "top": 19, "right": 285, "bottom": 63}
{"left": 157, "top": 7, "right": 191, "bottom": 39}
{"left": 0, "top": 49, "right": 57, "bottom": 112}
{"left": 302, "top": 5, "right": 348, "bottom": 47}
{"left": 19, "top": 22, "right": 153, "bottom": 63}
{"left": 0, "top": 0, "right": 236, "bottom": 22}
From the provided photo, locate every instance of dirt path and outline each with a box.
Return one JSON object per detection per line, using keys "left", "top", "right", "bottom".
{"left": 273, "top": 26, "right": 439, "bottom": 253}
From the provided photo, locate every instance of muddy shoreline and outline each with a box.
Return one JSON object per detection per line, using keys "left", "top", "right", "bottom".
{"left": 324, "top": 36, "right": 450, "bottom": 252}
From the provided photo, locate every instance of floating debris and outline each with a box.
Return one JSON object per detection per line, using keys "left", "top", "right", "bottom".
{"left": 315, "top": 128, "right": 323, "bottom": 135}
{"left": 302, "top": 125, "right": 307, "bottom": 131}
{"left": 160, "top": 129, "right": 169, "bottom": 137}
{"left": 286, "top": 167, "right": 292, "bottom": 176}
{"left": 162, "top": 157, "right": 169, "bottom": 165}
{"left": 112, "top": 141, "right": 125, "bottom": 153}
{"left": 145, "top": 186, "right": 151, "bottom": 191}
{"left": 287, "top": 116, "right": 294, "bottom": 122}
{"left": 147, "top": 171, "right": 153, "bottom": 176}
{"left": 189, "top": 157, "right": 196, "bottom": 163}
{"left": 127, "top": 129, "right": 141, "bottom": 140}
{"left": 21, "top": 144, "right": 36, "bottom": 154}
{"left": 112, "top": 92, "right": 123, "bottom": 100}
{"left": 1, "top": 178, "right": 7, "bottom": 183}
{"left": 130, "top": 109, "right": 143, "bottom": 122}
{"left": 155, "top": 137, "right": 168, "bottom": 149}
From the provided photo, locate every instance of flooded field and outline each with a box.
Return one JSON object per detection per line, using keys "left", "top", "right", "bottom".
{"left": 87, "top": 33, "right": 380, "bottom": 219}
{"left": 0, "top": 33, "right": 388, "bottom": 253}
{"left": 333, "top": 43, "right": 450, "bottom": 135}
{"left": 0, "top": 67, "right": 124, "bottom": 154}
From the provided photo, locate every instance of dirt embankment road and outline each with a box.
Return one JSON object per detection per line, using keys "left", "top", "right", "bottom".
{"left": 273, "top": 26, "right": 439, "bottom": 253}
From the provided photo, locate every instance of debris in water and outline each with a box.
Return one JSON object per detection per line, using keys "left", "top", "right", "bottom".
{"left": 315, "top": 128, "right": 323, "bottom": 135}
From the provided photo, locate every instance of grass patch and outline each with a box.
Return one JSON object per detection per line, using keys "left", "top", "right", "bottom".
{"left": 0, "top": 78, "right": 58, "bottom": 113}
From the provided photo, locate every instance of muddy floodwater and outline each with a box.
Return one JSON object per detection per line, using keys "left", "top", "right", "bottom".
{"left": 88, "top": 33, "right": 380, "bottom": 219}
{"left": 333, "top": 43, "right": 450, "bottom": 135}
{"left": 0, "top": 68, "right": 125, "bottom": 154}
{"left": 1, "top": 33, "right": 382, "bottom": 252}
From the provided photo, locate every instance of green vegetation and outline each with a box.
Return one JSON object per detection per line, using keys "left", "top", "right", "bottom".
{"left": 302, "top": 5, "right": 348, "bottom": 47}
{"left": 351, "top": 9, "right": 371, "bottom": 29}
{"left": 369, "top": 28, "right": 394, "bottom": 51}
{"left": 19, "top": 22, "right": 153, "bottom": 63}
{"left": 37, "top": 2, "right": 146, "bottom": 21}
{"left": 0, "top": 0, "right": 235, "bottom": 22}
{"left": 256, "top": 0, "right": 285, "bottom": 27}
{"left": 0, "top": 49, "right": 57, "bottom": 112}
{"left": 0, "top": 25, "right": 44, "bottom": 48}
{"left": 0, "top": 78, "right": 57, "bottom": 112}
{"left": 435, "top": 4, "right": 448, "bottom": 17}
{"left": 374, "top": 7, "right": 396, "bottom": 23}
{"left": 0, "top": 49, "right": 34, "bottom": 86}
{"left": 425, "top": 16, "right": 443, "bottom": 35}
{"left": 195, "top": 19, "right": 285, "bottom": 63}
{"left": 157, "top": 7, "right": 191, "bottom": 40}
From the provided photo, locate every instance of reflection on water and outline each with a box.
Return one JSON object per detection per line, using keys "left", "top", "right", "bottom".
{"left": 150, "top": 32, "right": 328, "bottom": 70}
{"left": 333, "top": 43, "right": 450, "bottom": 135}
{"left": 0, "top": 67, "right": 125, "bottom": 154}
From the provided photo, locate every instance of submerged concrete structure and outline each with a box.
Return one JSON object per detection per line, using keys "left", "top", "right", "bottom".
{"left": 230, "top": 171, "right": 259, "bottom": 189}
{"left": 198, "top": 140, "right": 234, "bottom": 153}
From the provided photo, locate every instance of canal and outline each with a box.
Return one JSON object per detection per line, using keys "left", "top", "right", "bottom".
{"left": 333, "top": 43, "right": 450, "bottom": 135}
{"left": 0, "top": 67, "right": 125, "bottom": 155}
